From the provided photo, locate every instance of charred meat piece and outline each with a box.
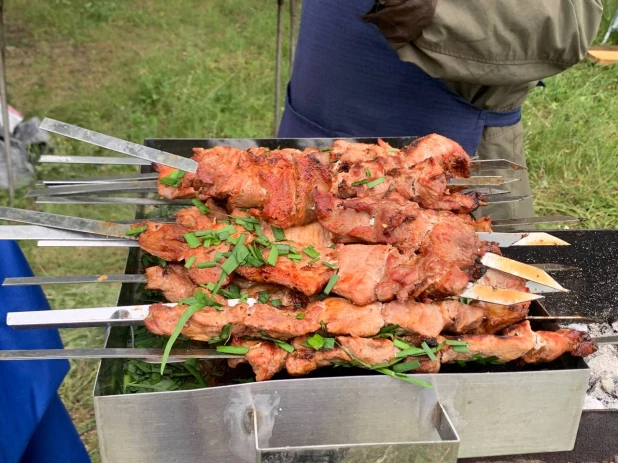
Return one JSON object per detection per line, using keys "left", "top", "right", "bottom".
{"left": 436, "top": 300, "right": 485, "bottom": 334}
{"left": 138, "top": 222, "right": 190, "bottom": 262}
{"left": 319, "top": 298, "right": 384, "bottom": 337}
{"left": 337, "top": 336, "right": 398, "bottom": 365}
{"left": 227, "top": 338, "right": 288, "bottom": 381}
{"left": 382, "top": 301, "right": 447, "bottom": 338}
{"left": 232, "top": 278, "right": 309, "bottom": 308}
{"left": 144, "top": 303, "right": 224, "bottom": 342}
{"left": 285, "top": 336, "right": 351, "bottom": 376}
{"left": 441, "top": 321, "right": 536, "bottom": 364}
{"left": 503, "top": 324, "right": 598, "bottom": 363}
{"left": 243, "top": 303, "right": 322, "bottom": 339}
{"left": 144, "top": 265, "right": 196, "bottom": 302}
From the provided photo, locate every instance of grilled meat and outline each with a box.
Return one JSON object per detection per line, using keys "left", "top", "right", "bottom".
{"left": 229, "top": 338, "right": 288, "bottom": 382}
{"left": 156, "top": 135, "right": 479, "bottom": 224}
{"left": 145, "top": 265, "right": 195, "bottom": 302}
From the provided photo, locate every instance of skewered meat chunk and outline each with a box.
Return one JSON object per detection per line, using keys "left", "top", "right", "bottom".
{"left": 145, "top": 265, "right": 195, "bottom": 302}
{"left": 233, "top": 279, "right": 309, "bottom": 308}
{"left": 319, "top": 298, "right": 384, "bottom": 337}
{"left": 138, "top": 222, "right": 189, "bottom": 262}
{"left": 229, "top": 338, "right": 288, "bottom": 382}
{"left": 503, "top": 323, "right": 597, "bottom": 363}
{"left": 437, "top": 300, "right": 485, "bottom": 334}
{"left": 383, "top": 301, "right": 446, "bottom": 339}
{"left": 243, "top": 303, "right": 322, "bottom": 339}
{"left": 285, "top": 336, "right": 351, "bottom": 376}
{"left": 144, "top": 303, "right": 221, "bottom": 342}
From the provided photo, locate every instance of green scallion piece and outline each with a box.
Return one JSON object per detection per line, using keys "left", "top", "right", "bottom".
{"left": 221, "top": 255, "right": 239, "bottom": 275}
{"left": 421, "top": 341, "right": 438, "bottom": 361}
{"left": 184, "top": 233, "right": 201, "bottom": 248}
{"left": 321, "top": 261, "right": 339, "bottom": 270}
{"left": 273, "top": 340, "right": 295, "bottom": 353}
{"left": 184, "top": 256, "right": 197, "bottom": 268}
{"left": 445, "top": 340, "right": 468, "bottom": 346}
{"left": 302, "top": 246, "right": 320, "bottom": 259}
{"left": 308, "top": 256, "right": 320, "bottom": 265}
{"left": 365, "top": 168, "right": 371, "bottom": 178}
{"left": 351, "top": 178, "right": 370, "bottom": 186}
{"left": 367, "top": 177, "right": 386, "bottom": 188}
{"left": 295, "top": 313, "right": 305, "bottom": 320}
{"left": 169, "top": 169, "right": 185, "bottom": 180}
{"left": 453, "top": 345, "right": 469, "bottom": 353}
{"left": 395, "top": 346, "right": 426, "bottom": 358}
{"left": 272, "top": 226, "right": 286, "bottom": 241}
{"left": 267, "top": 245, "right": 279, "bottom": 266}
{"left": 393, "top": 339, "right": 411, "bottom": 350}
{"left": 191, "top": 199, "right": 211, "bottom": 214}
{"left": 323, "top": 274, "right": 339, "bottom": 295}
{"left": 194, "top": 230, "right": 214, "bottom": 237}
{"left": 306, "top": 333, "right": 325, "bottom": 350}
{"left": 322, "top": 337, "right": 335, "bottom": 350}
{"left": 387, "top": 147, "right": 398, "bottom": 152}
{"left": 197, "top": 261, "right": 217, "bottom": 269}
{"left": 216, "top": 346, "right": 249, "bottom": 355}
{"left": 270, "top": 299, "right": 282, "bottom": 307}
{"left": 125, "top": 225, "right": 148, "bottom": 236}
{"left": 239, "top": 292, "right": 249, "bottom": 303}
{"left": 258, "top": 291, "right": 270, "bottom": 303}
{"left": 287, "top": 253, "right": 303, "bottom": 263}
{"left": 392, "top": 360, "right": 421, "bottom": 373}
{"left": 160, "top": 303, "right": 204, "bottom": 373}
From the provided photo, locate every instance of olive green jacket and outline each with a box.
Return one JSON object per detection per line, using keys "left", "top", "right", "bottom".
{"left": 368, "top": 0, "right": 603, "bottom": 219}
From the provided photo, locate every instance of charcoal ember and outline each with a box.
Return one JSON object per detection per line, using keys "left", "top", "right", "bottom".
{"left": 0, "top": 138, "right": 34, "bottom": 189}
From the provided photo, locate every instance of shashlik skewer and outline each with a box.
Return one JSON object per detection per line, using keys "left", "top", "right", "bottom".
{"left": 1, "top": 208, "right": 564, "bottom": 303}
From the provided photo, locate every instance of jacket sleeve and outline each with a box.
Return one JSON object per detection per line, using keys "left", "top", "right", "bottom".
{"left": 381, "top": 0, "right": 603, "bottom": 85}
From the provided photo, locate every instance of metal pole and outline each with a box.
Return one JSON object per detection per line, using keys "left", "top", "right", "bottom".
{"left": 274, "top": 0, "right": 284, "bottom": 136}
{"left": 0, "top": 0, "right": 14, "bottom": 206}
{"left": 289, "top": 0, "right": 297, "bottom": 72}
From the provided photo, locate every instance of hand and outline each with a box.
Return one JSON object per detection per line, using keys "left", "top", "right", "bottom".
{"left": 362, "top": 0, "right": 438, "bottom": 43}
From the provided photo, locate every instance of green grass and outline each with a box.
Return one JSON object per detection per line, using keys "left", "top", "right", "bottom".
{"left": 3, "top": 0, "right": 618, "bottom": 460}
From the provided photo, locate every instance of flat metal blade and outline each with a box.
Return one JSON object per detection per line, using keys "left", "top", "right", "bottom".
{"left": 477, "top": 232, "right": 570, "bottom": 247}
{"left": 0, "top": 207, "right": 133, "bottom": 239}
{"left": 26, "top": 180, "right": 158, "bottom": 197}
{"left": 0, "top": 348, "right": 241, "bottom": 361}
{"left": 526, "top": 316, "right": 600, "bottom": 323}
{"left": 448, "top": 177, "right": 519, "bottom": 187}
{"left": 469, "top": 159, "right": 526, "bottom": 172}
{"left": 595, "top": 335, "right": 618, "bottom": 344}
{"left": 461, "top": 187, "right": 509, "bottom": 196}
{"left": 39, "top": 172, "right": 158, "bottom": 185}
{"left": 481, "top": 194, "right": 533, "bottom": 205}
{"left": 38, "top": 239, "right": 139, "bottom": 247}
{"left": 3, "top": 274, "right": 147, "bottom": 286}
{"left": 40, "top": 155, "right": 150, "bottom": 166}
{"left": 7, "top": 299, "right": 255, "bottom": 329}
{"left": 0, "top": 225, "right": 132, "bottom": 241}
{"left": 481, "top": 253, "right": 568, "bottom": 292}
{"left": 491, "top": 216, "right": 584, "bottom": 228}
{"left": 40, "top": 118, "right": 198, "bottom": 173}
{"left": 460, "top": 283, "right": 543, "bottom": 305}
{"left": 530, "top": 263, "right": 579, "bottom": 272}
{"left": 36, "top": 196, "right": 192, "bottom": 206}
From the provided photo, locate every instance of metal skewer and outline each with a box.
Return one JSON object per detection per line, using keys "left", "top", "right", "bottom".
{"left": 0, "top": 348, "right": 241, "bottom": 361}
{"left": 0, "top": 1, "right": 13, "bottom": 206}
{"left": 39, "top": 118, "right": 198, "bottom": 173}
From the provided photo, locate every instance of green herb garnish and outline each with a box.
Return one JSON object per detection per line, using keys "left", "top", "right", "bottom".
{"left": 267, "top": 245, "right": 279, "bottom": 266}
{"left": 270, "top": 299, "right": 282, "bottom": 307}
{"left": 321, "top": 261, "right": 339, "bottom": 270}
{"left": 184, "top": 256, "right": 196, "bottom": 268}
{"left": 191, "top": 199, "right": 211, "bottom": 214}
{"left": 392, "top": 360, "right": 421, "bottom": 373}
{"left": 351, "top": 178, "right": 371, "bottom": 186}
{"left": 197, "top": 261, "right": 217, "bottom": 269}
{"left": 323, "top": 274, "right": 339, "bottom": 295}
{"left": 125, "top": 225, "right": 148, "bottom": 236}
{"left": 367, "top": 177, "right": 386, "bottom": 188}
{"left": 184, "top": 233, "right": 201, "bottom": 248}
{"left": 217, "top": 346, "right": 249, "bottom": 355}
{"left": 302, "top": 246, "right": 320, "bottom": 259}
{"left": 295, "top": 313, "right": 305, "bottom": 320}
{"left": 306, "top": 333, "right": 325, "bottom": 350}
{"left": 258, "top": 291, "right": 270, "bottom": 304}
{"left": 421, "top": 341, "right": 438, "bottom": 361}
{"left": 272, "top": 226, "right": 286, "bottom": 241}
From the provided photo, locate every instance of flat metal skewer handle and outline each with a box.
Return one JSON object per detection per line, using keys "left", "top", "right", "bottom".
{"left": 0, "top": 348, "right": 241, "bottom": 360}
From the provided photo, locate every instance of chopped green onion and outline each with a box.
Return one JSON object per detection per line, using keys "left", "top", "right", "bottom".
{"left": 258, "top": 291, "right": 270, "bottom": 303}
{"left": 445, "top": 340, "right": 468, "bottom": 346}
{"left": 323, "top": 274, "right": 340, "bottom": 295}
{"left": 308, "top": 256, "right": 320, "bottom": 265}
{"left": 220, "top": 284, "right": 241, "bottom": 299}
{"left": 160, "top": 303, "right": 204, "bottom": 373}
{"left": 191, "top": 199, "right": 211, "bottom": 214}
{"left": 365, "top": 168, "right": 371, "bottom": 178}
{"left": 322, "top": 337, "right": 335, "bottom": 350}
{"left": 184, "top": 256, "right": 197, "bottom": 268}
{"left": 221, "top": 255, "right": 239, "bottom": 275}
{"left": 302, "top": 246, "right": 320, "bottom": 259}
{"left": 392, "top": 360, "right": 421, "bottom": 373}
{"left": 453, "top": 345, "right": 469, "bottom": 353}
{"left": 216, "top": 346, "right": 249, "bottom": 355}
{"left": 367, "top": 177, "right": 386, "bottom": 188}
{"left": 197, "top": 261, "right": 217, "bottom": 269}
{"left": 387, "top": 147, "right": 398, "bottom": 152}
{"left": 351, "top": 178, "right": 370, "bottom": 186}
{"left": 267, "top": 245, "right": 279, "bottom": 266}
{"left": 306, "top": 333, "right": 325, "bottom": 350}
{"left": 239, "top": 292, "right": 249, "bottom": 303}
{"left": 393, "top": 339, "right": 411, "bottom": 350}
{"left": 207, "top": 323, "right": 233, "bottom": 344}
{"left": 321, "top": 261, "right": 339, "bottom": 270}
{"left": 169, "top": 169, "right": 185, "bottom": 180}
{"left": 421, "top": 341, "right": 438, "bottom": 361}
{"left": 320, "top": 147, "right": 333, "bottom": 152}
{"left": 295, "top": 313, "right": 305, "bottom": 320}
{"left": 270, "top": 299, "right": 282, "bottom": 307}
{"left": 194, "top": 230, "right": 214, "bottom": 237}
{"left": 272, "top": 340, "right": 294, "bottom": 353}
{"left": 376, "top": 368, "right": 433, "bottom": 388}
{"left": 459, "top": 297, "right": 472, "bottom": 305}
{"left": 287, "top": 253, "right": 303, "bottom": 263}
{"left": 378, "top": 324, "right": 399, "bottom": 334}
{"left": 272, "top": 226, "right": 286, "bottom": 241}
{"left": 395, "top": 346, "right": 426, "bottom": 358}
{"left": 125, "top": 225, "right": 148, "bottom": 236}
{"left": 184, "top": 233, "right": 201, "bottom": 248}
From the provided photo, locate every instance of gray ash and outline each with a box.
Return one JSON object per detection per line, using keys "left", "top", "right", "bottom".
{"left": 566, "top": 322, "right": 618, "bottom": 409}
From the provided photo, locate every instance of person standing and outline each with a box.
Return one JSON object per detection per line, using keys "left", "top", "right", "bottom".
{"left": 278, "top": 0, "right": 602, "bottom": 221}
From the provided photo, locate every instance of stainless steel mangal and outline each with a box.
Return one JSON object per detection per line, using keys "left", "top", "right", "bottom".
{"left": 91, "top": 136, "right": 590, "bottom": 462}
